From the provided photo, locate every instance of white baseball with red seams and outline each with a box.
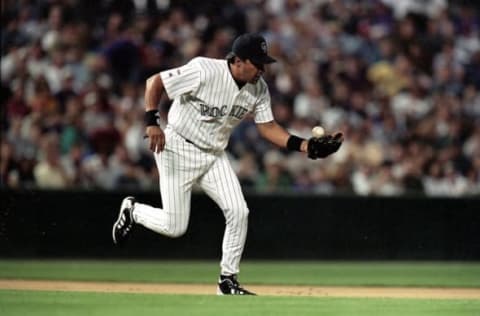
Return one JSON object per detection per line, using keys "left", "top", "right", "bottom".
{"left": 312, "top": 126, "right": 325, "bottom": 138}
{"left": 132, "top": 57, "right": 273, "bottom": 276}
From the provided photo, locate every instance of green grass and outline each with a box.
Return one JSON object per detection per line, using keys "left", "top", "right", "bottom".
{"left": 0, "top": 260, "right": 479, "bottom": 288}
{"left": 0, "top": 290, "right": 479, "bottom": 316}
{"left": 0, "top": 261, "right": 479, "bottom": 316}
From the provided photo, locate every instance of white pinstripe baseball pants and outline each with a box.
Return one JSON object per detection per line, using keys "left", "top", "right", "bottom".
{"left": 133, "top": 127, "right": 249, "bottom": 275}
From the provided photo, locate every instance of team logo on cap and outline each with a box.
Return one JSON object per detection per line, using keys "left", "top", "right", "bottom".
{"left": 261, "top": 41, "right": 267, "bottom": 53}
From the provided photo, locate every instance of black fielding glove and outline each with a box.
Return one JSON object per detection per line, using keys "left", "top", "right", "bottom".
{"left": 307, "top": 133, "right": 343, "bottom": 159}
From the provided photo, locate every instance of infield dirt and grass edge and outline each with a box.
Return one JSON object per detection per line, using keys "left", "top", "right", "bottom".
{"left": 0, "top": 260, "right": 479, "bottom": 299}
{"left": 1, "top": 279, "right": 480, "bottom": 299}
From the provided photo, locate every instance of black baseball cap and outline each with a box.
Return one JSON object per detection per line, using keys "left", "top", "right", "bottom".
{"left": 232, "top": 33, "right": 276, "bottom": 65}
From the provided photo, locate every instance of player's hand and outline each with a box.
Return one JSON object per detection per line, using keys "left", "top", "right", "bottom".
{"left": 146, "top": 126, "right": 165, "bottom": 153}
{"left": 307, "top": 132, "right": 343, "bottom": 159}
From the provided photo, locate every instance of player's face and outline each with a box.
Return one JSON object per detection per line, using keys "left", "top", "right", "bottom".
{"left": 234, "top": 59, "right": 264, "bottom": 84}
{"left": 246, "top": 59, "right": 265, "bottom": 83}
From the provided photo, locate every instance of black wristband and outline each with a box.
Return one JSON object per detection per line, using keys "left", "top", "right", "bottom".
{"left": 286, "top": 135, "right": 305, "bottom": 152}
{"left": 145, "top": 110, "right": 160, "bottom": 126}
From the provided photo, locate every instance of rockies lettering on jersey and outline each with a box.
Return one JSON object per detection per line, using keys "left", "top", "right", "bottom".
{"left": 230, "top": 105, "right": 249, "bottom": 119}
{"left": 200, "top": 104, "right": 248, "bottom": 119}
{"left": 160, "top": 57, "right": 274, "bottom": 151}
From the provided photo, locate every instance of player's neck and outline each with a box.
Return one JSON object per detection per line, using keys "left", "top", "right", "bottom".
{"left": 228, "top": 62, "right": 247, "bottom": 89}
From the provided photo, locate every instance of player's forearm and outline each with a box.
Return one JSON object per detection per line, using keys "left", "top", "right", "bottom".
{"left": 145, "top": 74, "right": 164, "bottom": 111}
{"left": 257, "top": 121, "right": 308, "bottom": 152}
{"left": 257, "top": 121, "right": 287, "bottom": 147}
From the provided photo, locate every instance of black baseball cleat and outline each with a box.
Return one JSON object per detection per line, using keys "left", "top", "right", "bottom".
{"left": 112, "top": 196, "right": 136, "bottom": 245}
{"left": 217, "top": 274, "right": 256, "bottom": 295}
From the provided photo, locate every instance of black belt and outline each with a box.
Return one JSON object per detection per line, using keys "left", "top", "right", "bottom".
{"left": 182, "top": 136, "right": 219, "bottom": 154}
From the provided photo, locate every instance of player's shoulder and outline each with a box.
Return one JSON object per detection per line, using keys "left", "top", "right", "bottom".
{"left": 252, "top": 77, "right": 269, "bottom": 95}
{"left": 189, "top": 56, "right": 225, "bottom": 69}
{"left": 189, "top": 57, "right": 228, "bottom": 82}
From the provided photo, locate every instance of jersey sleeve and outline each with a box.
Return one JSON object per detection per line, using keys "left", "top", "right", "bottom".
{"left": 160, "top": 58, "right": 202, "bottom": 99}
{"left": 253, "top": 83, "right": 274, "bottom": 123}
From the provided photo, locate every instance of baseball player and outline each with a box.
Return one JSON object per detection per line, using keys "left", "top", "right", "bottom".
{"left": 112, "top": 33, "right": 343, "bottom": 295}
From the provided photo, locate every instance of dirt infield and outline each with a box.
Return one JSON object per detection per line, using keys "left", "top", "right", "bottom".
{"left": 1, "top": 279, "right": 479, "bottom": 299}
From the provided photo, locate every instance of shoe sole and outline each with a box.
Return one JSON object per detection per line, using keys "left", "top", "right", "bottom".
{"left": 112, "top": 196, "right": 135, "bottom": 244}
{"left": 216, "top": 285, "right": 256, "bottom": 295}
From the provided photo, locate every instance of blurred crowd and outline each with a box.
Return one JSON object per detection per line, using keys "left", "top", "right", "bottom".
{"left": 1, "top": 0, "right": 479, "bottom": 196}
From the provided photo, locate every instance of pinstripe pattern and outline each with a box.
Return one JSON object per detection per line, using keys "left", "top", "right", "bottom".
{"left": 162, "top": 57, "right": 273, "bottom": 151}
{"left": 198, "top": 152, "right": 249, "bottom": 275}
{"left": 133, "top": 56, "right": 273, "bottom": 276}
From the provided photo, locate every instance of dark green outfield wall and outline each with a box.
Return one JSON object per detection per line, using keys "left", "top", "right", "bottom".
{"left": 1, "top": 190, "right": 479, "bottom": 260}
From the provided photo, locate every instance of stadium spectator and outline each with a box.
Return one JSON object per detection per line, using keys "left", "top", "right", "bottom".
{"left": 1, "top": 0, "right": 479, "bottom": 196}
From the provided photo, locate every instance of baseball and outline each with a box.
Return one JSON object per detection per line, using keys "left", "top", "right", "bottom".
{"left": 312, "top": 126, "right": 325, "bottom": 138}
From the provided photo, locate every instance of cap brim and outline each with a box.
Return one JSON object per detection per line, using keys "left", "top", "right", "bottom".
{"left": 252, "top": 55, "right": 276, "bottom": 64}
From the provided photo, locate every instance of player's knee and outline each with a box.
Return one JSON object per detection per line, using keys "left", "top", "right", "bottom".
{"left": 232, "top": 205, "right": 249, "bottom": 224}
{"left": 171, "top": 227, "right": 187, "bottom": 238}
{"left": 166, "top": 224, "right": 188, "bottom": 238}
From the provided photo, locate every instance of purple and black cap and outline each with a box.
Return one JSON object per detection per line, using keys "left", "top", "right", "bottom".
{"left": 232, "top": 33, "right": 276, "bottom": 65}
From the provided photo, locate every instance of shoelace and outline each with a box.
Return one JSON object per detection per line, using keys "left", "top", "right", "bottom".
{"left": 222, "top": 278, "right": 243, "bottom": 294}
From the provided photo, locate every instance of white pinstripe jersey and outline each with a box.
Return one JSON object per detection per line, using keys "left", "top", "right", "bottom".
{"left": 160, "top": 57, "right": 274, "bottom": 151}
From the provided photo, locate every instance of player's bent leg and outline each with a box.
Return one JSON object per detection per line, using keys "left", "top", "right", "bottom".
{"left": 132, "top": 202, "right": 189, "bottom": 238}
{"left": 130, "top": 134, "right": 196, "bottom": 238}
